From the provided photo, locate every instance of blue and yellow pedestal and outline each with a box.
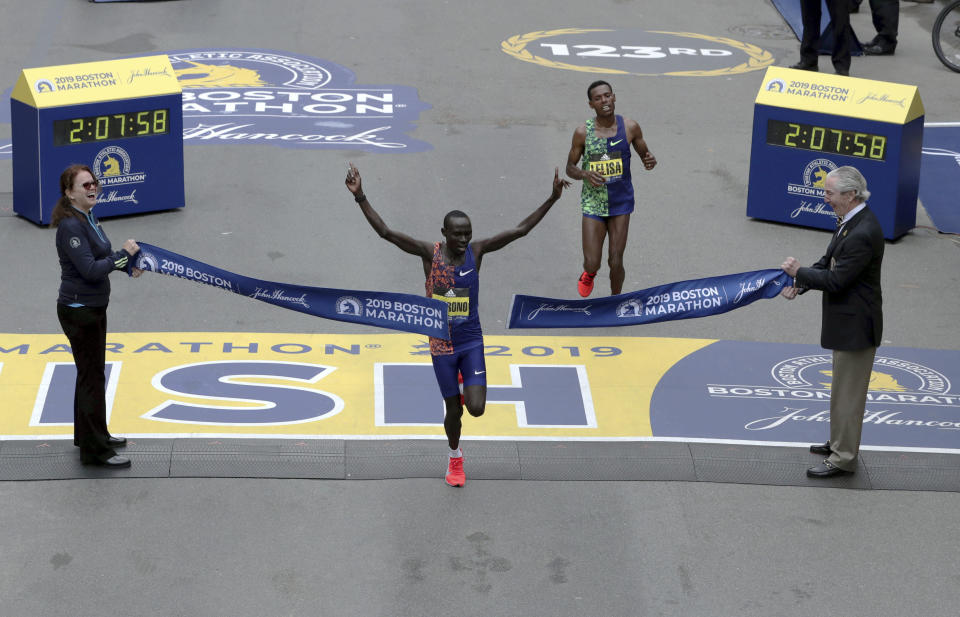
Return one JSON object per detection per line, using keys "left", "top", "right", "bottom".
{"left": 746, "top": 67, "right": 923, "bottom": 240}
{"left": 10, "top": 56, "right": 184, "bottom": 224}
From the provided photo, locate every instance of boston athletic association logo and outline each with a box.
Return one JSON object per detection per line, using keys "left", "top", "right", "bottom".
{"left": 649, "top": 340, "right": 960, "bottom": 451}
{"left": 92, "top": 145, "right": 144, "bottom": 207}
{"left": 616, "top": 298, "right": 644, "bottom": 318}
{"left": 336, "top": 296, "right": 362, "bottom": 317}
{"left": 764, "top": 78, "right": 786, "bottom": 93}
{"left": 786, "top": 158, "right": 838, "bottom": 220}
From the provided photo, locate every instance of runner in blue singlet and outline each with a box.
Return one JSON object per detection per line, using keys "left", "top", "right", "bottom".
{"left": 566, "top": 80, "right": 657, "bottom": 298}
{"left": 345, "top": 163, "right": 570, "bottom": 487}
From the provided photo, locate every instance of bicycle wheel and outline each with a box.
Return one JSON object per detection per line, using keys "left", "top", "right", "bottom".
{"left": 933, "top": 0, "right": 960, "bottom": 72}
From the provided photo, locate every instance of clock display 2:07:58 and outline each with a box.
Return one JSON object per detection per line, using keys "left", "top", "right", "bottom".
{"left": 52, "top": 108, "right": 169, "bottom": 146}
{"left": 766, "top": 119, "right": 887, "bottom": 161}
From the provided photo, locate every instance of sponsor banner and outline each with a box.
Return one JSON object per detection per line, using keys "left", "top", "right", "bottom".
{"left": 501, "top": 28, "right": 774, "bottom": 77}
{"left": 651, "top": 341, "right": 960, "bottom": 451}
{"left": 9, "top": 55, "right": 179, "bottom": 108}
{"left": 0, "top": 333, "right": 705, "bottom": 439}
{"left": 168, "top": 48, "right": 431, "bottom": 152}
{"left": 509, "top": 269, "right": 790, "bottom": 329}
{"left": 133, "top": 243, "right": 448, "bottom": 339}
{"left": 756, "top": 67, "right": 924, "bottom": 124}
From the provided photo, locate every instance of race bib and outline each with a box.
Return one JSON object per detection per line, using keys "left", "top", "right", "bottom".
{"left": 432, "top": 287, "right": 470, "bottom": 320}
{"left": 587, "top": 153, "right": 623, "bottom": 183}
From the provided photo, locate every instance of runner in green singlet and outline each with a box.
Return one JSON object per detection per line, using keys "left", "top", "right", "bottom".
{"left": 565, "top": 80, "right": 657, "bottom": 297}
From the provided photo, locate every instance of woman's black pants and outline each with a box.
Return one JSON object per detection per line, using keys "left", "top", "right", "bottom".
{"left": 57, "top": 303, "right": 117, "bottom": 463}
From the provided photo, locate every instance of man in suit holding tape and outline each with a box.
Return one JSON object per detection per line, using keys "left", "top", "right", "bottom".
{"left": 780, "top": 166, "right": 884, "bottom": 478}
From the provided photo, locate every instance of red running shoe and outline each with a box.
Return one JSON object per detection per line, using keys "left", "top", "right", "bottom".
{"left": 445, "top": 455, "right": 465, "bottom": 487}
{"left": 577, "top": 271, "right": 597, "bottom": 297}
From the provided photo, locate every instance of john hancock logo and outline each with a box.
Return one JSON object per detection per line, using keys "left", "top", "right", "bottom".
{"left": 166, "top": 48, "right": 432, "bottom": 152}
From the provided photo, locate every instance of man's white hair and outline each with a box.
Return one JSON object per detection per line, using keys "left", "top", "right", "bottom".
{"left": 826, "top": 166, "right": 870, "bottom": 202}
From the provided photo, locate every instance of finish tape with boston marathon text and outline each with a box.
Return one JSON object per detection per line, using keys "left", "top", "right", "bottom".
{"left": 509, "top": 269, "right": 791, "bottom": 329}
{"left": 133, "top": 243, "right": 448, "bottom": 338}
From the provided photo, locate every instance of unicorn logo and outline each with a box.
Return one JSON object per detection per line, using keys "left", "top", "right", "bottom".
{"left": 101, "top": 155, "right": 122, "bottom": 177}
{"left": 136, "top": 252, "right": 159, "bottom": 273}
{"left": 616, "top": 298, "right": 644, "bottom": 318}
{"left": 812, "top": 167, "right": 830, "bottom": 188}
{"left": 336, "top": 296, "right": 362, "bottom": 316}
{"left": 175, "top": 61, "right": 267, "bottom": 88}
{"left": 820, "top": 370, "right": 908, "bottom": 392}
{"left": 773, "top": 354, "right": 951, "bottom": 395}
{"left": 800, "top": 158, "right": 838, "bottom": 191}
{"left": 765, "top": 79, "right": 785, "bottom": 93}
{"left": 93, "top": 146, "right": 132, "bottom": 179}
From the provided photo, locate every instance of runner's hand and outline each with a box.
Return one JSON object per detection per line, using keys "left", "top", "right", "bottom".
{"left": 552, "top": 167, "right": 572, "bottom": 199}
{"left": 345, "top": 163, "right": 363, "bottom": 194}
{"left": 584, "top": 170, "right": 605, "bottom": 187}
{"left": 642, "top": 151, "right": 657, "bottom": 170}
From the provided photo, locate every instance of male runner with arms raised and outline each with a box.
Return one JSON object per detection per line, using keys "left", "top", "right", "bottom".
{"left": 566, "top": 80, "right": 657, "bottom": 297}
{"left": 345, "top": 164, "right": 570, "bottom": 486}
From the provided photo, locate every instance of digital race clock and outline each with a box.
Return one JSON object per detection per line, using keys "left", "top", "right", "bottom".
{"left": 11, "top": 55, "right": 184, "bottom": 224}
{"left": 765, "top": 119, "right": 887, "bottom": 161}
{"left": 746, "top": 67, "right": 924, "bottom": 240}
{"left": 52, "top": 108, "right": 169, "bottom": 146}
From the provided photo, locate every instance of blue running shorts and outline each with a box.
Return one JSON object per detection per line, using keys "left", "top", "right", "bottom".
{"left": 431, "top": 344, "right": 486, "bottom": 398}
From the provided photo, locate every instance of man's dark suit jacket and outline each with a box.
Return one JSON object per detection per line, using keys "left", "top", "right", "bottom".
{"left": 795, "top": 207, "right": 884, "bottom": 351}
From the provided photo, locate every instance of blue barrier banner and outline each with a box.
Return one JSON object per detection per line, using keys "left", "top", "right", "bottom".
{"left": 134, "top": 243, "right": 449, "bottom": 339}
{"left": 509, "top": 269, "right": 791, "bottom": 329}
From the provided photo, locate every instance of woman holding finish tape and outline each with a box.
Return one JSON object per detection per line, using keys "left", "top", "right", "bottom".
{"left": 51, "top": 164, "right": 141, "bottom": 468}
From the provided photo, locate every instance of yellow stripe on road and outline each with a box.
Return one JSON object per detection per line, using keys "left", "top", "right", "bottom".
{"left": 0, "top": 333, "right": 712, "bottom": 439}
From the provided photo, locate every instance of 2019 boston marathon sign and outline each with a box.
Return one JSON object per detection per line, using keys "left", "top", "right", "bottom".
{"left": 509, "top": 269, "right": 791, "bottom": 329}
{"left": 134, "top": 243, "right": 448, "bottom": 338}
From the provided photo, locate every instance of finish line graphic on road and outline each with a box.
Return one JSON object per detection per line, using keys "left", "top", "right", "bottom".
{"left": 1, "top": 333, "right": 957, "bottom": 453}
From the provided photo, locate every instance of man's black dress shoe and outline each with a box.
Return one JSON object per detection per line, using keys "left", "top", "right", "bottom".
{"left": 82, "top": 455, "right": 131, "bottom": 468}
{"left": 810, "top": 441, "right": 832, "bottom": 456}
{"left": 863, "top": 44, "right": 895, "bottom": 56}
{"left": 789, "top": 61, "right": 818, "bottom": 71}
{"left": 835, "top": 68, "right": 849, "bottom": 76}
{"left": 107, "top": 436, "right": 127, "bottom": 447}
{"left": 807, "top": 460, "right": 850, "bottom": 478}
